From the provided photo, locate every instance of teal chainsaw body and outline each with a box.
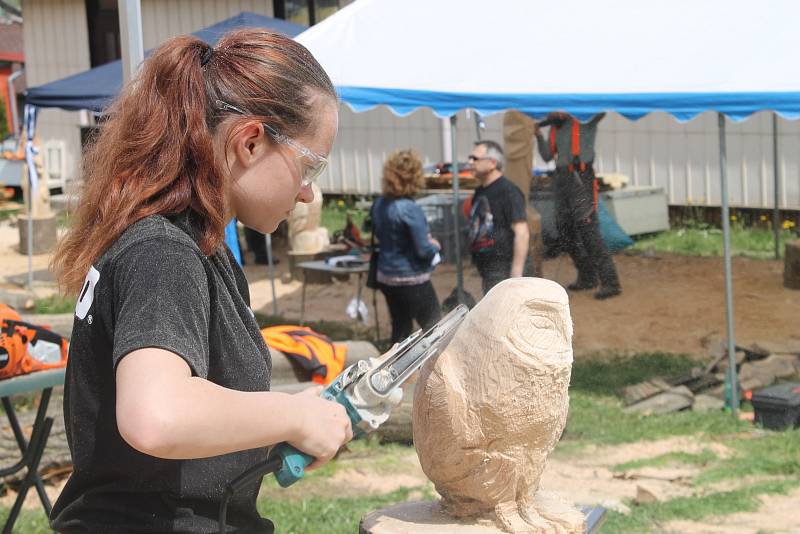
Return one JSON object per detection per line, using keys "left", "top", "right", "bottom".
{"left": 272, "top": 304, "right": 468, "bottom": 488}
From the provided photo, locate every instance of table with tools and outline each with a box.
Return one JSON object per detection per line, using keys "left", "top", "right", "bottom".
{"left": 0, "top": 368, "right": 65, "bottom": 533}
{"left": 296, "top": 258, "right": 370, "bottom": 324}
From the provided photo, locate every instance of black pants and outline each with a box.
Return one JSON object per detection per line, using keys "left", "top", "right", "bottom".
{"left": 380, "top": 281, "right": 441, "bottom": 344}
{"left": 478, "top": 262, "right": 511, "bottom": 295}
{"left": 554, "top": 167, "right": 620, "bottom": 290}
{"left": 244, "top": 227, "right": 268, "bottom": 263}
{"left": 476, "top": 256, "right": 536, "bottom": 296}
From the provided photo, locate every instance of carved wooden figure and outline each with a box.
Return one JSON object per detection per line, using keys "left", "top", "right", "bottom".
{"left": 288, "top": 182, "right": 329, "bottom": 253}
{"left": 412, "top": 278, "right": 584, "bottom": 533}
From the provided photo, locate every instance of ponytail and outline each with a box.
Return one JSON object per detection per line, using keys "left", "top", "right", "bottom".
{"left": 54, "top": 30, "right": 335, "bottom": 296}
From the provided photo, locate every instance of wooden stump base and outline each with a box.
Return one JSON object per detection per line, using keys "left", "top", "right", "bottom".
{"left": 360, "top": 501, "right": 508, "bottom": 534}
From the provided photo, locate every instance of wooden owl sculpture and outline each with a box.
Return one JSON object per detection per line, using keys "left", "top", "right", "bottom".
{"left": 412, "top": 278, "right": 584, "bottom": 534}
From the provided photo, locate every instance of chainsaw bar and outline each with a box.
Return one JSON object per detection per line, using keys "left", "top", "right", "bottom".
{"left": 369, "top": 304, "right": 468, "bottom": 395}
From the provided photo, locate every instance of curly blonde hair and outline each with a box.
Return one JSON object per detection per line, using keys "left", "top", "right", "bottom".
{"left": 382, "top": 149, "right": 424, "bottom": 198}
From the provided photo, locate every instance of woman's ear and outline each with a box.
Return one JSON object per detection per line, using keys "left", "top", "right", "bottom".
{"left": 232, "top": 122, "right": 267, "bottom": 169}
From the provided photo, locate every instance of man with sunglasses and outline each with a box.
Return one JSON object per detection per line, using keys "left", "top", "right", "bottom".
{"left": 467, "top": 140, "right": 530, "bottom": 295}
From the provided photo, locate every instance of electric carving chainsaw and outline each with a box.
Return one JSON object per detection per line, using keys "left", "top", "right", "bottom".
{"left": 218, "top": 304, "right": 469, "bottom": 532}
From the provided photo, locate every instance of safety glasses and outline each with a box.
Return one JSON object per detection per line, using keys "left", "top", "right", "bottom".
{"left": 216, "top": 100, "right": 328, "bottom": 187}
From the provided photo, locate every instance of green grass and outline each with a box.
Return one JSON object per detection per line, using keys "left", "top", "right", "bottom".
{"left": 0, "top": 508, "right": 51, "bottom": 533}
{"left": 696, "top": 428, "right": 800, "bottom": 484}
{"left": 602, "top": 479, "right": 800, "bottom": 532}
{"left": 570, "top": 352, "right": 697, "bottom": 396}
{"left": 564, "top": 352, "right": 800, "bottom": 532}
{"left": 3, "top": 352, "right": 795, "bottom": 532}
{"left": 259, "top": 487, "right": 432, "bottom": 534}
{"left": 563, "top": 352, "right": 751, "bottom": 446}
{"left": 0, "top": 205, "right": 21, "bottom": 221}
{"left": 612, "top": 449, "right": 718, "bottom": 472}
{"left": 631, "top": 222, "right": 796, "bottom": 259}
{"left": 33, "top": 293, "right": 76, "bottom": 314}
{"left": 320, "top": 204, "right": 368, "bottom": 238}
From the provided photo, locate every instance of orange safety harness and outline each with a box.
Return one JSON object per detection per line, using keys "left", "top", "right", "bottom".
{"left": 549, "top": 118, "right": 598, "bottom": 211}
{"left": 261, "top": 325, "right": 347, "bottom": 385}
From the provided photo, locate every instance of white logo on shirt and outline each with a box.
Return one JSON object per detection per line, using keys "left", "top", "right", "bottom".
{"left": 75, "top": 266, "right": 100, "bottom": 320}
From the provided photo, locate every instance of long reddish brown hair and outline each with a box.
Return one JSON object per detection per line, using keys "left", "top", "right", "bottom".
{"left": 53, "top": 29, "right": 335, "bottom": 295}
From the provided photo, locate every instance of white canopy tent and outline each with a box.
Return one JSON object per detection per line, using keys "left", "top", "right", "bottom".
{"left": 296, "top": 0, "right": 800, "bottom": 416}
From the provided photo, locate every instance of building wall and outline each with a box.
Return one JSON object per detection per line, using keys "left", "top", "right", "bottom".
{"left": 21, "top": 0, "right": 800, "bottom": 210}
{"left": 22, "top": 0, "right": 275, "bottom": 186}
{"left": 22, "top": 0, "right": 91, "bottom": 187}
{"left": 322, "top": 107, "right": 800, "bottom": 211}
{"left": 140, "top": 0, "right": 273, "bottom": 48}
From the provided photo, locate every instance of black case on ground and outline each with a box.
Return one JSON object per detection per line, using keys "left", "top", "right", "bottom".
{"left": 751, "top": 382, "right": 800, "bottom": 431}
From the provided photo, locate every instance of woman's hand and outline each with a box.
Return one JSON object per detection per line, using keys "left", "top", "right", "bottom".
{"left": 287, "top": 386, "right": 353, "bottom": 470}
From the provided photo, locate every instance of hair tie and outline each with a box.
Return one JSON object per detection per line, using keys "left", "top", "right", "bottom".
{"left": 200, "top": 46, "right": 214, "bottom": 67}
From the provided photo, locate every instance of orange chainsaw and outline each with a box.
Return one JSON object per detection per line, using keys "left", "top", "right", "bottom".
{"left": 0, "top": 304, "right": 68, "bottom": 379}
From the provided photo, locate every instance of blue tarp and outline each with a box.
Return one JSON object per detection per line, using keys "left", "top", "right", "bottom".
{"left": 25, "top": 13, "right": 306, "bottom": 112}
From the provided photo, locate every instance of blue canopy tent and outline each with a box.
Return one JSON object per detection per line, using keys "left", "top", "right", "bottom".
{"left": 296, "top": 0, "right": 800, "bottom": 416}
{"left": 22, "top": 12, "right": 302, "bottom": 306}
{"left": 25, "top": 12, "right": 306, "bottom": 111}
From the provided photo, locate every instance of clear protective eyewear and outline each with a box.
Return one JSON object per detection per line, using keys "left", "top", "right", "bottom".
{"left": 216, "top": 100, "right": 328, "bottom": 187}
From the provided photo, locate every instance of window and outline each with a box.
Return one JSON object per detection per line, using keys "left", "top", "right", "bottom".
{"left": 85, "top": 0, "right": 121, "bottom": 67}
{"left": 273, "top": 0, "right": 342, "bottom": 26}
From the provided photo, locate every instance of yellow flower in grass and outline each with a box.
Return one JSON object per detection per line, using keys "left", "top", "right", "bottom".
{"left": 783, "top": 220, "right": 796, "bottom": 229}
{"left": 760, "top": 215, "right": 768, "bottom": 222}
{"left": 730, "top": 215, "right": 737, "bottom": 222}
{"left": 337, "top": 199, "right": 345, "bottom": 208}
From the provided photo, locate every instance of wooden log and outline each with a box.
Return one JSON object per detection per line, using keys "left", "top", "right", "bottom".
{"left": 785, "top": 240, "right": 800, "bottom": 290}
{"left": 376, "top": 383, "right": 415, "bottom": 444}
{"left": 622, "top": 386, "right": 694, "bottom": 415}
{"left": 360, "top": 501, "right": 510, "bottom": 534}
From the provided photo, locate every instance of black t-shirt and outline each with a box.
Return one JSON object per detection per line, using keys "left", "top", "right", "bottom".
{"left": 468, "top": 176, "right": 527, "bottom": 272}
{"left": 50, "top": 214, "right": 274, "bottom": 533}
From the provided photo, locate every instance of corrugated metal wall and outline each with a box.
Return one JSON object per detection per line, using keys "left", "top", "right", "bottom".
{"left": 21, "top": 0, "right": 800, "bottom": 210}
{"left": 140, "top": 0, "right": 273, "bottom": 48}
{"left": 322, "top": 107, "right": 800, "bottom": 211}
{"left": 23, "top": 0, "right": 274, "bottom": 184}
{"left": 22, "top": 0, "right": 91, "bottom": 187}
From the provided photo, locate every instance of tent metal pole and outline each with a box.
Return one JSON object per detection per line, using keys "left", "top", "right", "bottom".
{"left": 772, "top": 113, "right": 781, "bottom": 260}
{"left": 450, "top": 115, "right": 463, "bottom": 304}
{"left": 118, "top": 0, "right": 144, "bottom": 84}
{"left": 27, "top": 187, "right": 33, "bottom": 291}
{"left": 718, "top": 112, "right": 738, "bottom": 417}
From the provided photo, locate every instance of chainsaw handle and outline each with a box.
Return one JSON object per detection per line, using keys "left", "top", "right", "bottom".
{"left": 272, "top": 443, "right": 314, "bottom": 487}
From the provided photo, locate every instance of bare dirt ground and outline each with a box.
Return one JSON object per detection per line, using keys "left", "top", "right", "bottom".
{"left": 1, "top": 222, "right": 798, "bottom": 530}
{"left": 243, "top": 247, "right": 799, "bottom": 358}
{"left": 267, "top": 437, "right": 799, "bottom": 534}
{"left": 2, "top": 217, "right": 795, "bottom": 359}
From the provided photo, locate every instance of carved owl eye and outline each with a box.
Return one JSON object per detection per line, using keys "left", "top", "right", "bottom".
{"left": 507, "top": 301, "right": 572, "bottom": 360}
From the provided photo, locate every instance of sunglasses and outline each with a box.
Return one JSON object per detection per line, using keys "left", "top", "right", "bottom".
{"left": 216, "top": 100, "right": 328, "bottom": 187}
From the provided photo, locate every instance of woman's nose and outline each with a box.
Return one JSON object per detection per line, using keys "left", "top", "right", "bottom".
{"left": 296, "top": 183, "right": 315, "bottom": 204}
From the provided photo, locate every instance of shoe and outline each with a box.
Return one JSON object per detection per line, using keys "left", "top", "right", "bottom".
{"left": 594, "top": 286, "right": 621, "bottom": 300}
{"left": 567, "top": 280, "right": 598, "bottom": 291}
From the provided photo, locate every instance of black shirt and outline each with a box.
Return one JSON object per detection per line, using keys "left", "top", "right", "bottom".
{"left": 468, "top": 176, "right": 527, "bottom": 272}
{"left": 50, "top": 214, "right": 274, "bottom": 533}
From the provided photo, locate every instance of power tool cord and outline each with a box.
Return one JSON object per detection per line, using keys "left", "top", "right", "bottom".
{"left": 218, "top": 455, "right": 282, "bottom": 533}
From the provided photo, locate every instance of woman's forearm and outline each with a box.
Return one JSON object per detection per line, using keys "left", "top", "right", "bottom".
{"left": 116, "top": 348, "right": 301, "bottom": 459}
